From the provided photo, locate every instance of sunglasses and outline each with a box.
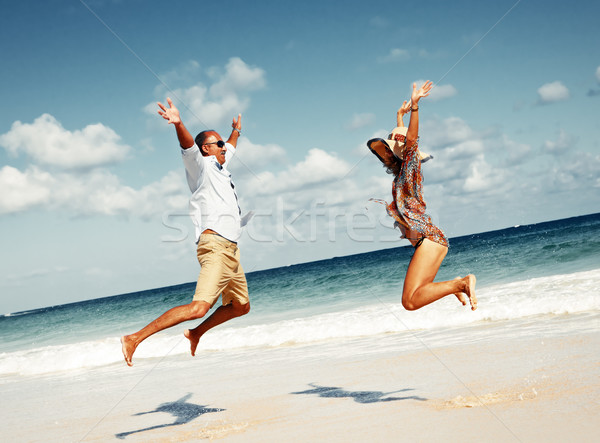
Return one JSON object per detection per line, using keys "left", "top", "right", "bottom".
{"left": 204, "top": 140, "right": 225, "bottom": 148}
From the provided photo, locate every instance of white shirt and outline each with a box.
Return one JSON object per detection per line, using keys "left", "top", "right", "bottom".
{"left": 181, "top": 143, "right": 241, "bottom": 243}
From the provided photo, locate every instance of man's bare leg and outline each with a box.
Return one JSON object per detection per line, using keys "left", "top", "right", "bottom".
{"left": 120, "top": 300, "right": 210, "bottom": 366}
{"left": 402, "top": 239, "right": 477, "bottom": 311}
{"left": 184, "top": 301, "right": 250, "bottom": 356}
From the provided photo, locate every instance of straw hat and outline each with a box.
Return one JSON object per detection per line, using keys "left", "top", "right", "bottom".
{"left": 367, "top": 126, "right": 433, "bottom": 163}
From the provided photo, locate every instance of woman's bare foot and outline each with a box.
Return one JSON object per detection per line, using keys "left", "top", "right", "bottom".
{"left": 120, "top": 335, "right": 136, "bottom": 367}
{"left": 453, "top": 277, "right": 468, "bottom": 306}
{"left": 184, "top": 329, "right": 202, "bottom": 356}
{"left": 464, "top": 274, "right": 477, "bottom": 311}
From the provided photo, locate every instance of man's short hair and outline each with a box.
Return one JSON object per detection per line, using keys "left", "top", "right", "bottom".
{"left": 195, "top": 130, "right": 216, "bottom": 150}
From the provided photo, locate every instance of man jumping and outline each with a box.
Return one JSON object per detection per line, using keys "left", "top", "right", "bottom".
{"left": 120, "top": 98, "right": 250, "bottom": 366}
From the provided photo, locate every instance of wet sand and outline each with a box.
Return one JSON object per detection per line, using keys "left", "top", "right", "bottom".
{"left": 2, "top": 315, "right": 599, "bottom": 442}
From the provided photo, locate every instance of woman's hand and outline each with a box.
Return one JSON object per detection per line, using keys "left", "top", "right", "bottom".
{"left": 396, "top": 100, "right": 411, "bottom": 126}
{"left": 399, "top": 100, "right": 411, "bottom": 115}
{"left": 411, "top": 80, "right": 433, "bottom": 105}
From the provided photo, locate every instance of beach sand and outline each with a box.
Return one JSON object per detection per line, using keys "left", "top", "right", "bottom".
{"left": 3, "top": 314, "right": 599, "bottom": 442}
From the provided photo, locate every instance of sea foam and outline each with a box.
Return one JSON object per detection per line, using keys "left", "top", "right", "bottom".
{"left": 1, "top": 269, "right": 598, "bottom": 378}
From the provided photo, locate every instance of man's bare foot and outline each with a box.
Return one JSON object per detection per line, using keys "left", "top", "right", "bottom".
{"left": 121, "top": 335, "right": 136, "bottom": 367}
{"left": 453, "top": 277, "right": 468, "bottom": 306}
{"left": 464, "top": 274, "right": 477, "bottom": 311}
{"left": 184, "top": 329, "right": 201, "bottom": 356}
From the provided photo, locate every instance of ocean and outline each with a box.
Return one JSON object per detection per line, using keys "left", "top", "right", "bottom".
{"left": 1, "top": 213, "right": 599, "bottom": 380}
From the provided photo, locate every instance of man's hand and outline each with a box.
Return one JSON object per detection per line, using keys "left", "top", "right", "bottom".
{"left": 157, "top": 97, "right": 194, "bottom": 148}
{"left": 411, "top": 81, "right": 433, "bottom": 105}
{"left": 232, "top": 114, "right": 242, "bottom": 132}
{"left": 157, "top": 97, "right": 181, "bottom": 125}
{"left": 227, "top": 114, "right": 242, "bottom": 148}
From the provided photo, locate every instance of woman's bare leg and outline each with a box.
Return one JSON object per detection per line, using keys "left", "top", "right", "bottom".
{"left": 453, "top": 277, "right": 468, "bottom": 306}
{"left": 402, "top": 239, "right": 477, "bottom": 311}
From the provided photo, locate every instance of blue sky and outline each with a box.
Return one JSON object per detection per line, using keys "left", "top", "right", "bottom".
{"left": 1, "top": 0, "right": 599, "bottom": 313}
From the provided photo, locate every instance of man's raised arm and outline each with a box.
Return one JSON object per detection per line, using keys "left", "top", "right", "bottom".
{"left": 226, "top": 114, "right": 242, "bottom": 148}
{"left": 157, "top": 97, "right": 195, "bottom": 149}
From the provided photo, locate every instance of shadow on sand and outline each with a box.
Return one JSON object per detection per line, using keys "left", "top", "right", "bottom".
{"left": 115, "top": 393, "right": 223, "bottom": 439}
{"left": 291, "top": 383, "right": 427, "bottom": 404}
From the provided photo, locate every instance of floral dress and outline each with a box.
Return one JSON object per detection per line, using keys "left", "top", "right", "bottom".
{"left": 386, "top": 138, "right": 448, "bottom": 247}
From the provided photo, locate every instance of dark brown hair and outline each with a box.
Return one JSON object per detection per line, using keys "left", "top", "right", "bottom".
{"left": 368, "top": 145, "right": 402, "bottom": 176}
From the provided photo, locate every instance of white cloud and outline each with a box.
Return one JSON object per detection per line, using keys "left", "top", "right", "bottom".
{"left": 377, "top": 48, "right": 410, "bottom": 63}
{"left": 443, "top": 139, "right": 485, "bottom": 160}
{"left": 244, "top": 148, "right": 352, "bottom": 198}
{"left": 0, "top": 166, "right": 53, "bottom": 214}
{"left": 0, "top": 114, "right": 131, "bottom": 170}
{"left": 156, "top": 60, "right": 201, "bottom": 87}
{"left": 596, "top": 66, "right": 600, "bottom": 83}
{"left": 494, "top": 134, "right": 532, "bottom": 166}
{"left": 542, "top": 151, "right": 600, "bottom": 192}
{"left": 0, "top": 128, "right": 352, "bottom": 221}
{"left": 421, "top": 116, "right": 475, "bottom": 148}
{"left": 211, "top": 57, "right": 266, "bottom": 94}
{"left": 0, "top": 111, "right": 192, "bottom": 217}
{"left": 57, "top": 169, "right": 189, "bottom": 219}
{"left": 542, "top": 129, "right": 571, "bottom": 155}
{"left": 0, "top": 164, "right": 189, "bottom": 218}
{"left": 229, "top": 137, "right": 287, "bottom": 181}
{"left": 148, "top": 57, "right": 266, "bottom": 128}
{"left": 427, "top": 83, "right": 457, "bottom": 101}
{"left": 420, "top": 116, "right": 533, "bottom": 169}
{"left": 537, "top": 81, "right": 569, "bottom": 104}
{"left": 346, "top": 113, "right": 376, "bottom": 130}
{"left": 462, "top": 157, "right": 505, "bottom": 194}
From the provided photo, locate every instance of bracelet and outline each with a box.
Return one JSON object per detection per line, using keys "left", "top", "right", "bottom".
{"left": 411, "top": 106, "right": 419, "bottom": 112}
{"left": 232, "top": 128, "right": 241, "bottom": 134}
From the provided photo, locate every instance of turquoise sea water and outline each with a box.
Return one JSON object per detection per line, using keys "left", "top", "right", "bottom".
{"left": 0, "top": 213, "right": 599, "bottom": 379}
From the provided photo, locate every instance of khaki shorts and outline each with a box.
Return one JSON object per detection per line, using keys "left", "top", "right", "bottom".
{"left": 193, "top": 234, "right": 249, "bottom": 307}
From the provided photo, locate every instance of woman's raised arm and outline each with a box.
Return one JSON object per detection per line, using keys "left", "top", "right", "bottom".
{"left": 405, "top": 81, "right": 433, "bottom": 146}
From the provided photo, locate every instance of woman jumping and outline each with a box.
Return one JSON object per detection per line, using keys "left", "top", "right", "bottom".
{"left": 367, "top": 80, "right": 477, "bottom": 311}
